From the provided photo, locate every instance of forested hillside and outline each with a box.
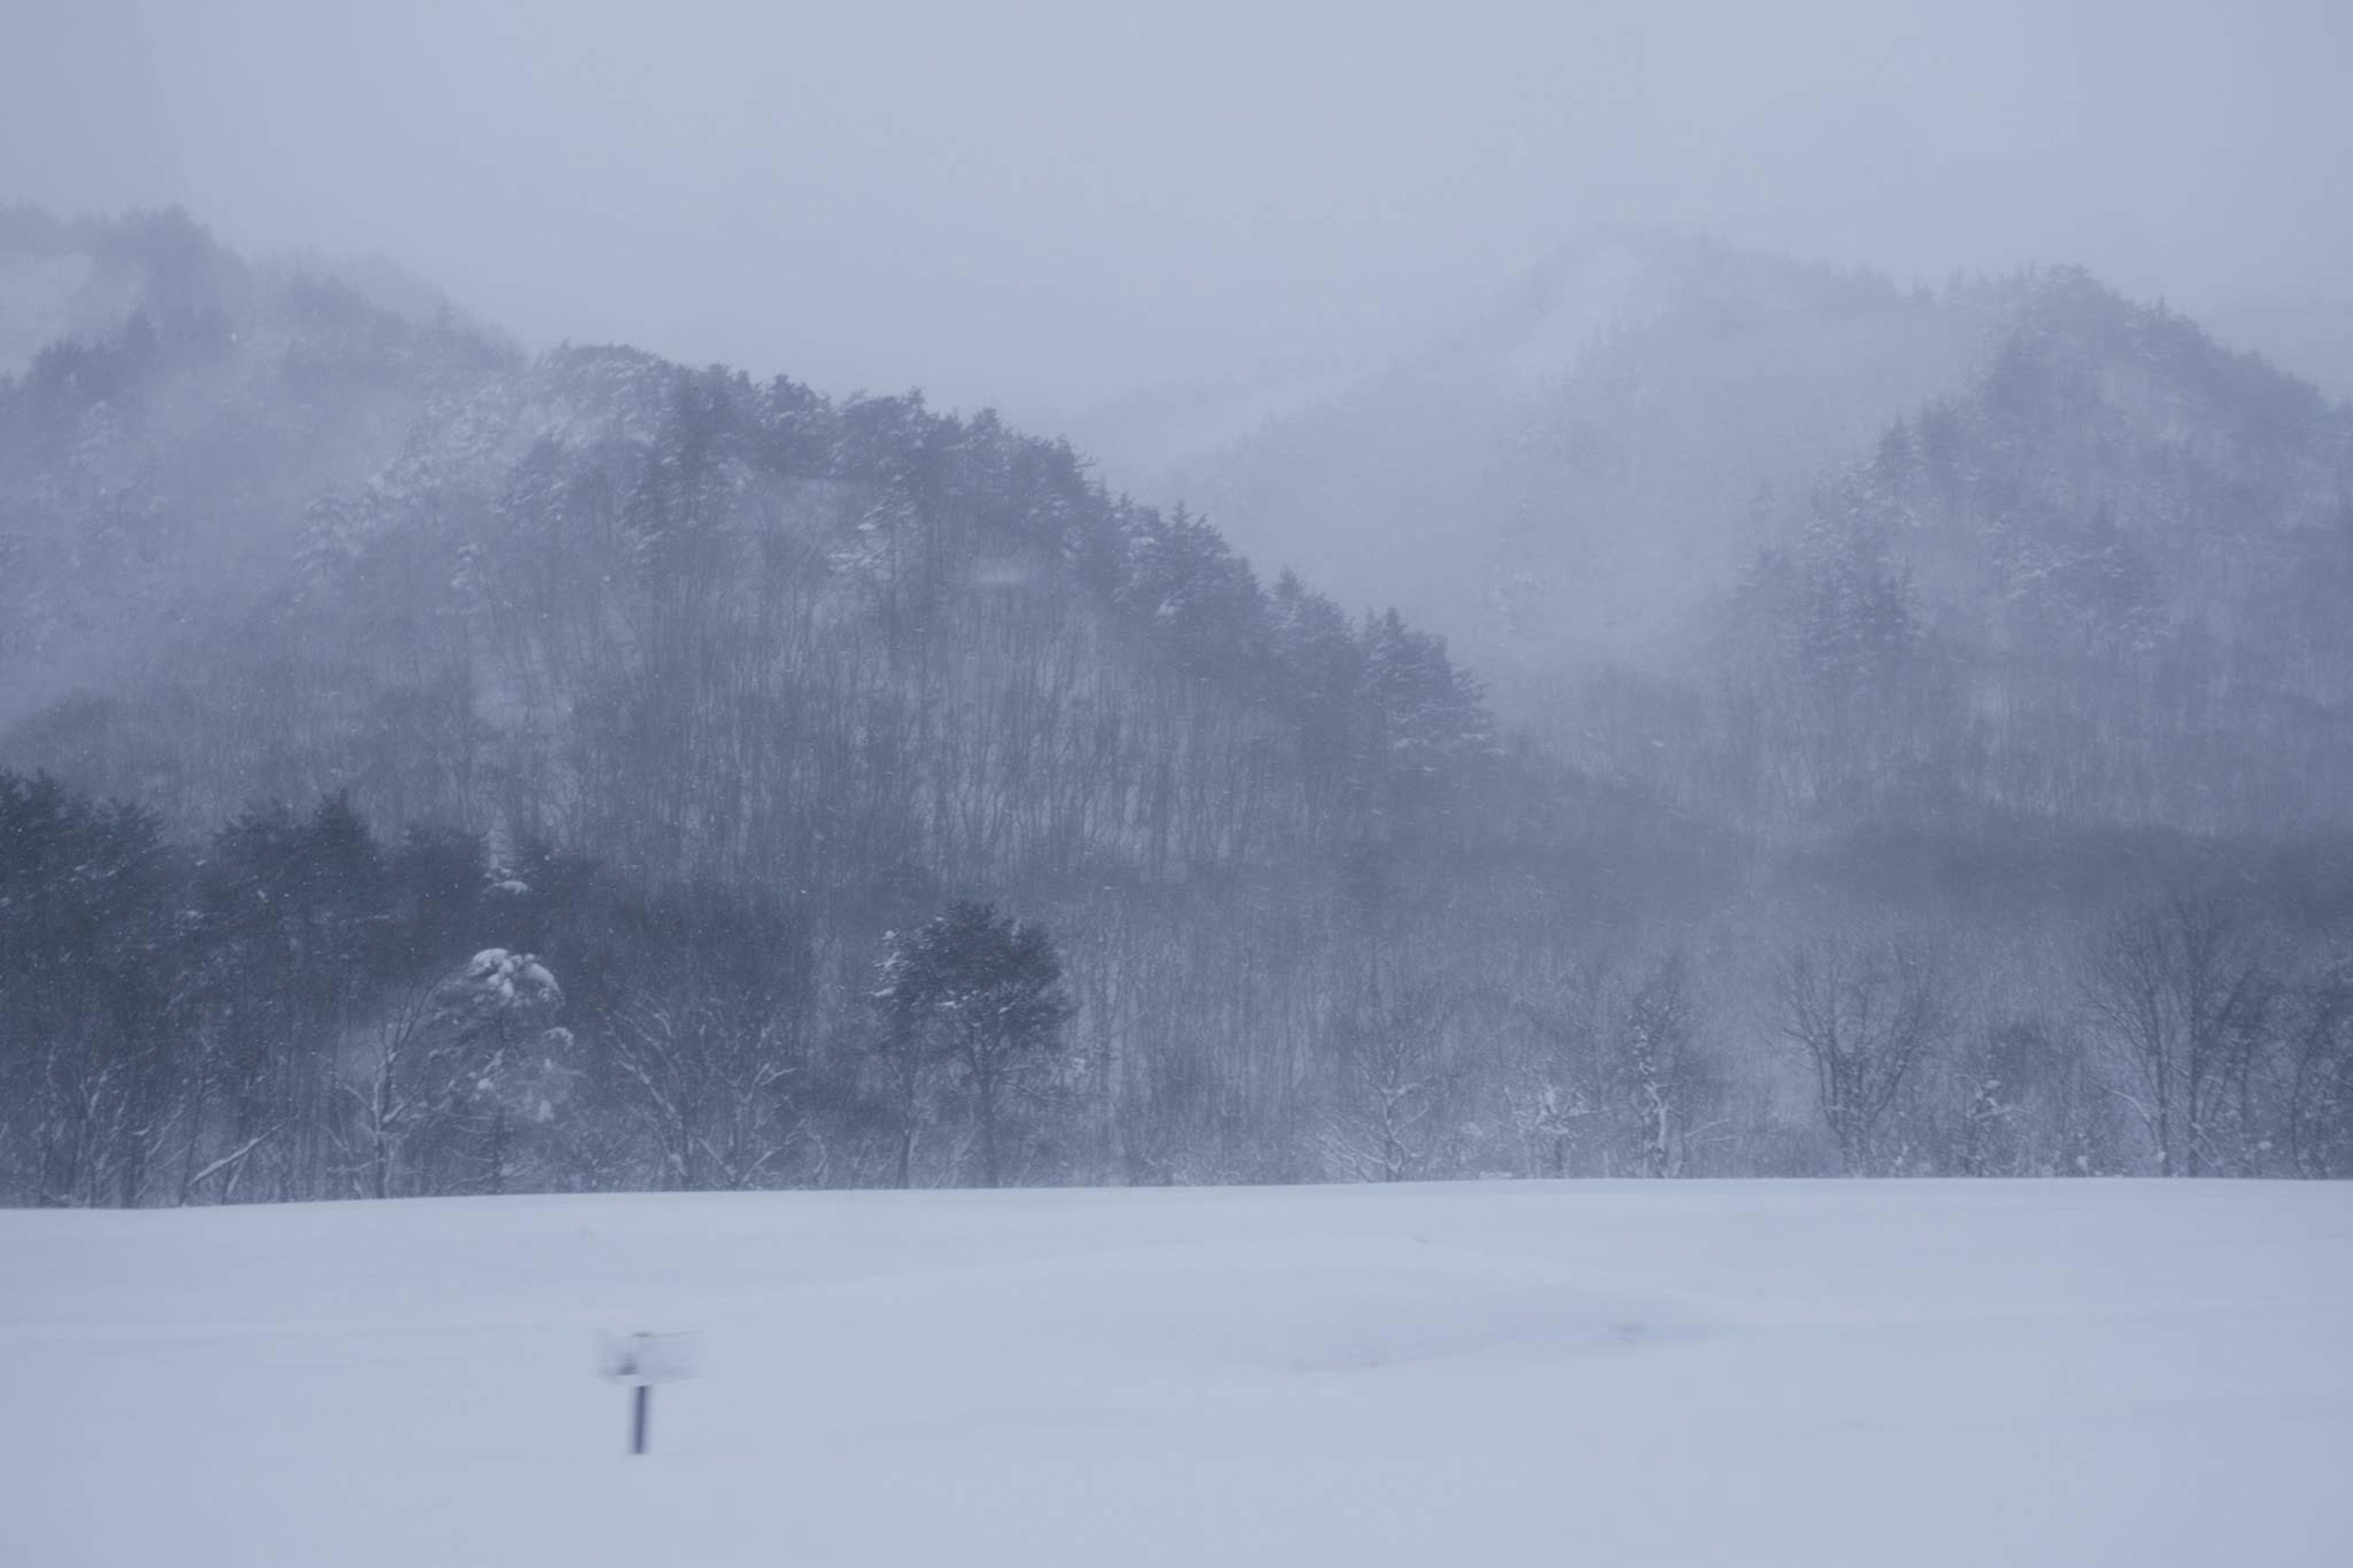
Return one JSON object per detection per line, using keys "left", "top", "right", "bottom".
{"left": 1595, "top": 272, "right": 2353, "bottom": 836}
{"left": 4, "top": 212, "right": 2351, "bottom": 1204}
{"left": 1158, "top": 241, "right": 2353, "bottom": 841}
{"left": 0, "top": 206, "right": 509, "bottom": 724}
{"left": 1139, "top": 234, "right": 2000, "bottom": 694}
{"left": 0, "top": 212, "right": 1720, "bottom": 1202}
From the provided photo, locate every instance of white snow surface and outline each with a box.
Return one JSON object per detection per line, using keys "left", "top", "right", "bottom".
{"left": 6, "top": 1180, "right": 2349, "bottom": 1566}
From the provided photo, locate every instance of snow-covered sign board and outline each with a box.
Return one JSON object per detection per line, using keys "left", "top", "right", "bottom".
{"left": 599, "top": 1330, "right": 701, "bottom": 1385}
{"left": 599, "top": 1331, "right": 701, "bottom": 1455}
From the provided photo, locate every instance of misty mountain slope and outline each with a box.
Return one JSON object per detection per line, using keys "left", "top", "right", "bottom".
{"left": 2, "top": 331, "right": 1549, "bottom": 887}
{"left": 0, "top": 214, "right": 1715, "bottom": 894}
{"left": 0, "top": 206, "right": 229, "bottom": 376}
{"left": 1140, "top": 233, "right": 2001, "bottom": 695}
{"left": 2205, "top": 297, "right": 2353, "bottom": 404}
{"left": 1148, "top": 240, "right": 2353, "bottom": 837}
{"left": 12, "top": 211, "right": 2353, "bottom": 1204}
{"left": 3, "top": 213, "right": 1746, "bottom": 1191}
{"left": 0, "top": 209, "right": 517, "bottom": 722}
{"left": 1677, "top": 271, "right": 2353, "bottom": 835}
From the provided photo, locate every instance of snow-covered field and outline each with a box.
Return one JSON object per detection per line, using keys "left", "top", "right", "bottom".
{"left": 6, "top": 1180, "right": 2349, "bottom": 1566}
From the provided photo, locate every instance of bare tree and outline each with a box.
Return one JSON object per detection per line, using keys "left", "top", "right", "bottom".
{"left": 610, "top": 993, "right": 797, "bottom": 1190}
{"left": 340, "top": 977, "right": 443, "bottom": 1200}
{"left": 2077, "top": 896, "right": 2278, "bottom": 1176}
{"left": 2279, "top": 959, "right": 2353, "bottom": 1178}
{"left": 1775, "top": 936, "right": 1952, "bottom": 1175}
{"left": 1609, "top": 953, "right": 1710, "bottom": 1178}
{"left": 1499, "top": 961, "right": 1607, "bottom": 1178}
{"left": 1320, "top": 977, "right": 1452, "bottom": 1183}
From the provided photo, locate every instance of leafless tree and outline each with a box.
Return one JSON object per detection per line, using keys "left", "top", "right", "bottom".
{"left": 1498, "top": 959, "right": 1607, "bottom": 1178}
{"left": 2276, "top": 956, "right": 2353, "bottom": 1178}
{"left": 1775, "top": 935, "right": 1953, "bottom": 1175}
{"left": 610, "top": 993, "right": 797, "bottom": 1190}
{"left": 2077, "top": 896, "right": 2278, "bottom": 1176}
{"left": 1321, "top": 977, "right": 1452, "bottom": 1183}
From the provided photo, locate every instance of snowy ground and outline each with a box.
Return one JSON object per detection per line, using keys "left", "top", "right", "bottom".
{"left": 6, "top": 1180, "right": 2350, "bottom": 1567}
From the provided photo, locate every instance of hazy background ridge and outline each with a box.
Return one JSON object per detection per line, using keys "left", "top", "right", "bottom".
{"left": 7, "top": 0, "right": 2349, "bottom": 429}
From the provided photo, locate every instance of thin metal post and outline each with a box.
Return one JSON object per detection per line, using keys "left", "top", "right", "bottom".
{"left": 631, "top": 1382, "right": 650, "bottom": 1455}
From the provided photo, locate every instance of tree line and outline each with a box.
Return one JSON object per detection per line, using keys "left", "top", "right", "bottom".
{"left": 9, "top": 769, "right": 2352, "bottom": 1206}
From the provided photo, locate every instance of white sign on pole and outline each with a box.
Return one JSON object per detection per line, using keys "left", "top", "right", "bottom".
{"left": 599, "top": 1330, "right": 701, "bottom": 1455}
{"left": 599, "top": 1330, "right": 702, "bottom": 1384}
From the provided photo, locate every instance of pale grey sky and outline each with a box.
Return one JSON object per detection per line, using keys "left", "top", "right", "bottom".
{"left": 3, "top": 0, "right": 2347, "bottom": 422}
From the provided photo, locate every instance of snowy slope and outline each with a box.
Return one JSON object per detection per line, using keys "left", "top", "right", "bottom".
{"left": 1146, "top": 235, "right": 1994, "bottom": 706}
{"left": 6, "top": 1180, "right": 2350, "bottom": 1567}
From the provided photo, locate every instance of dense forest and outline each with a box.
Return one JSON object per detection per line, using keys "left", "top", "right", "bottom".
{"left": 4, "top": 210, "right": 2352, "bottom": 1203}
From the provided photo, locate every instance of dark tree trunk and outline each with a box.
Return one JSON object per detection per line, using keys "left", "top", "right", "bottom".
{"left": 976, "top": 1056, "right": 999, "bottom": 1188}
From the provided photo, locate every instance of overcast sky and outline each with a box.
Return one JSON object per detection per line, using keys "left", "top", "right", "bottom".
{"left": 3, "top": 0, "right": 2347, "bottom": 422}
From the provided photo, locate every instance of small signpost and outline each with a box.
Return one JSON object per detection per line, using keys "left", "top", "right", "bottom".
{"left": 599, "top": 1331, "right": 701, "bottom": 1455}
